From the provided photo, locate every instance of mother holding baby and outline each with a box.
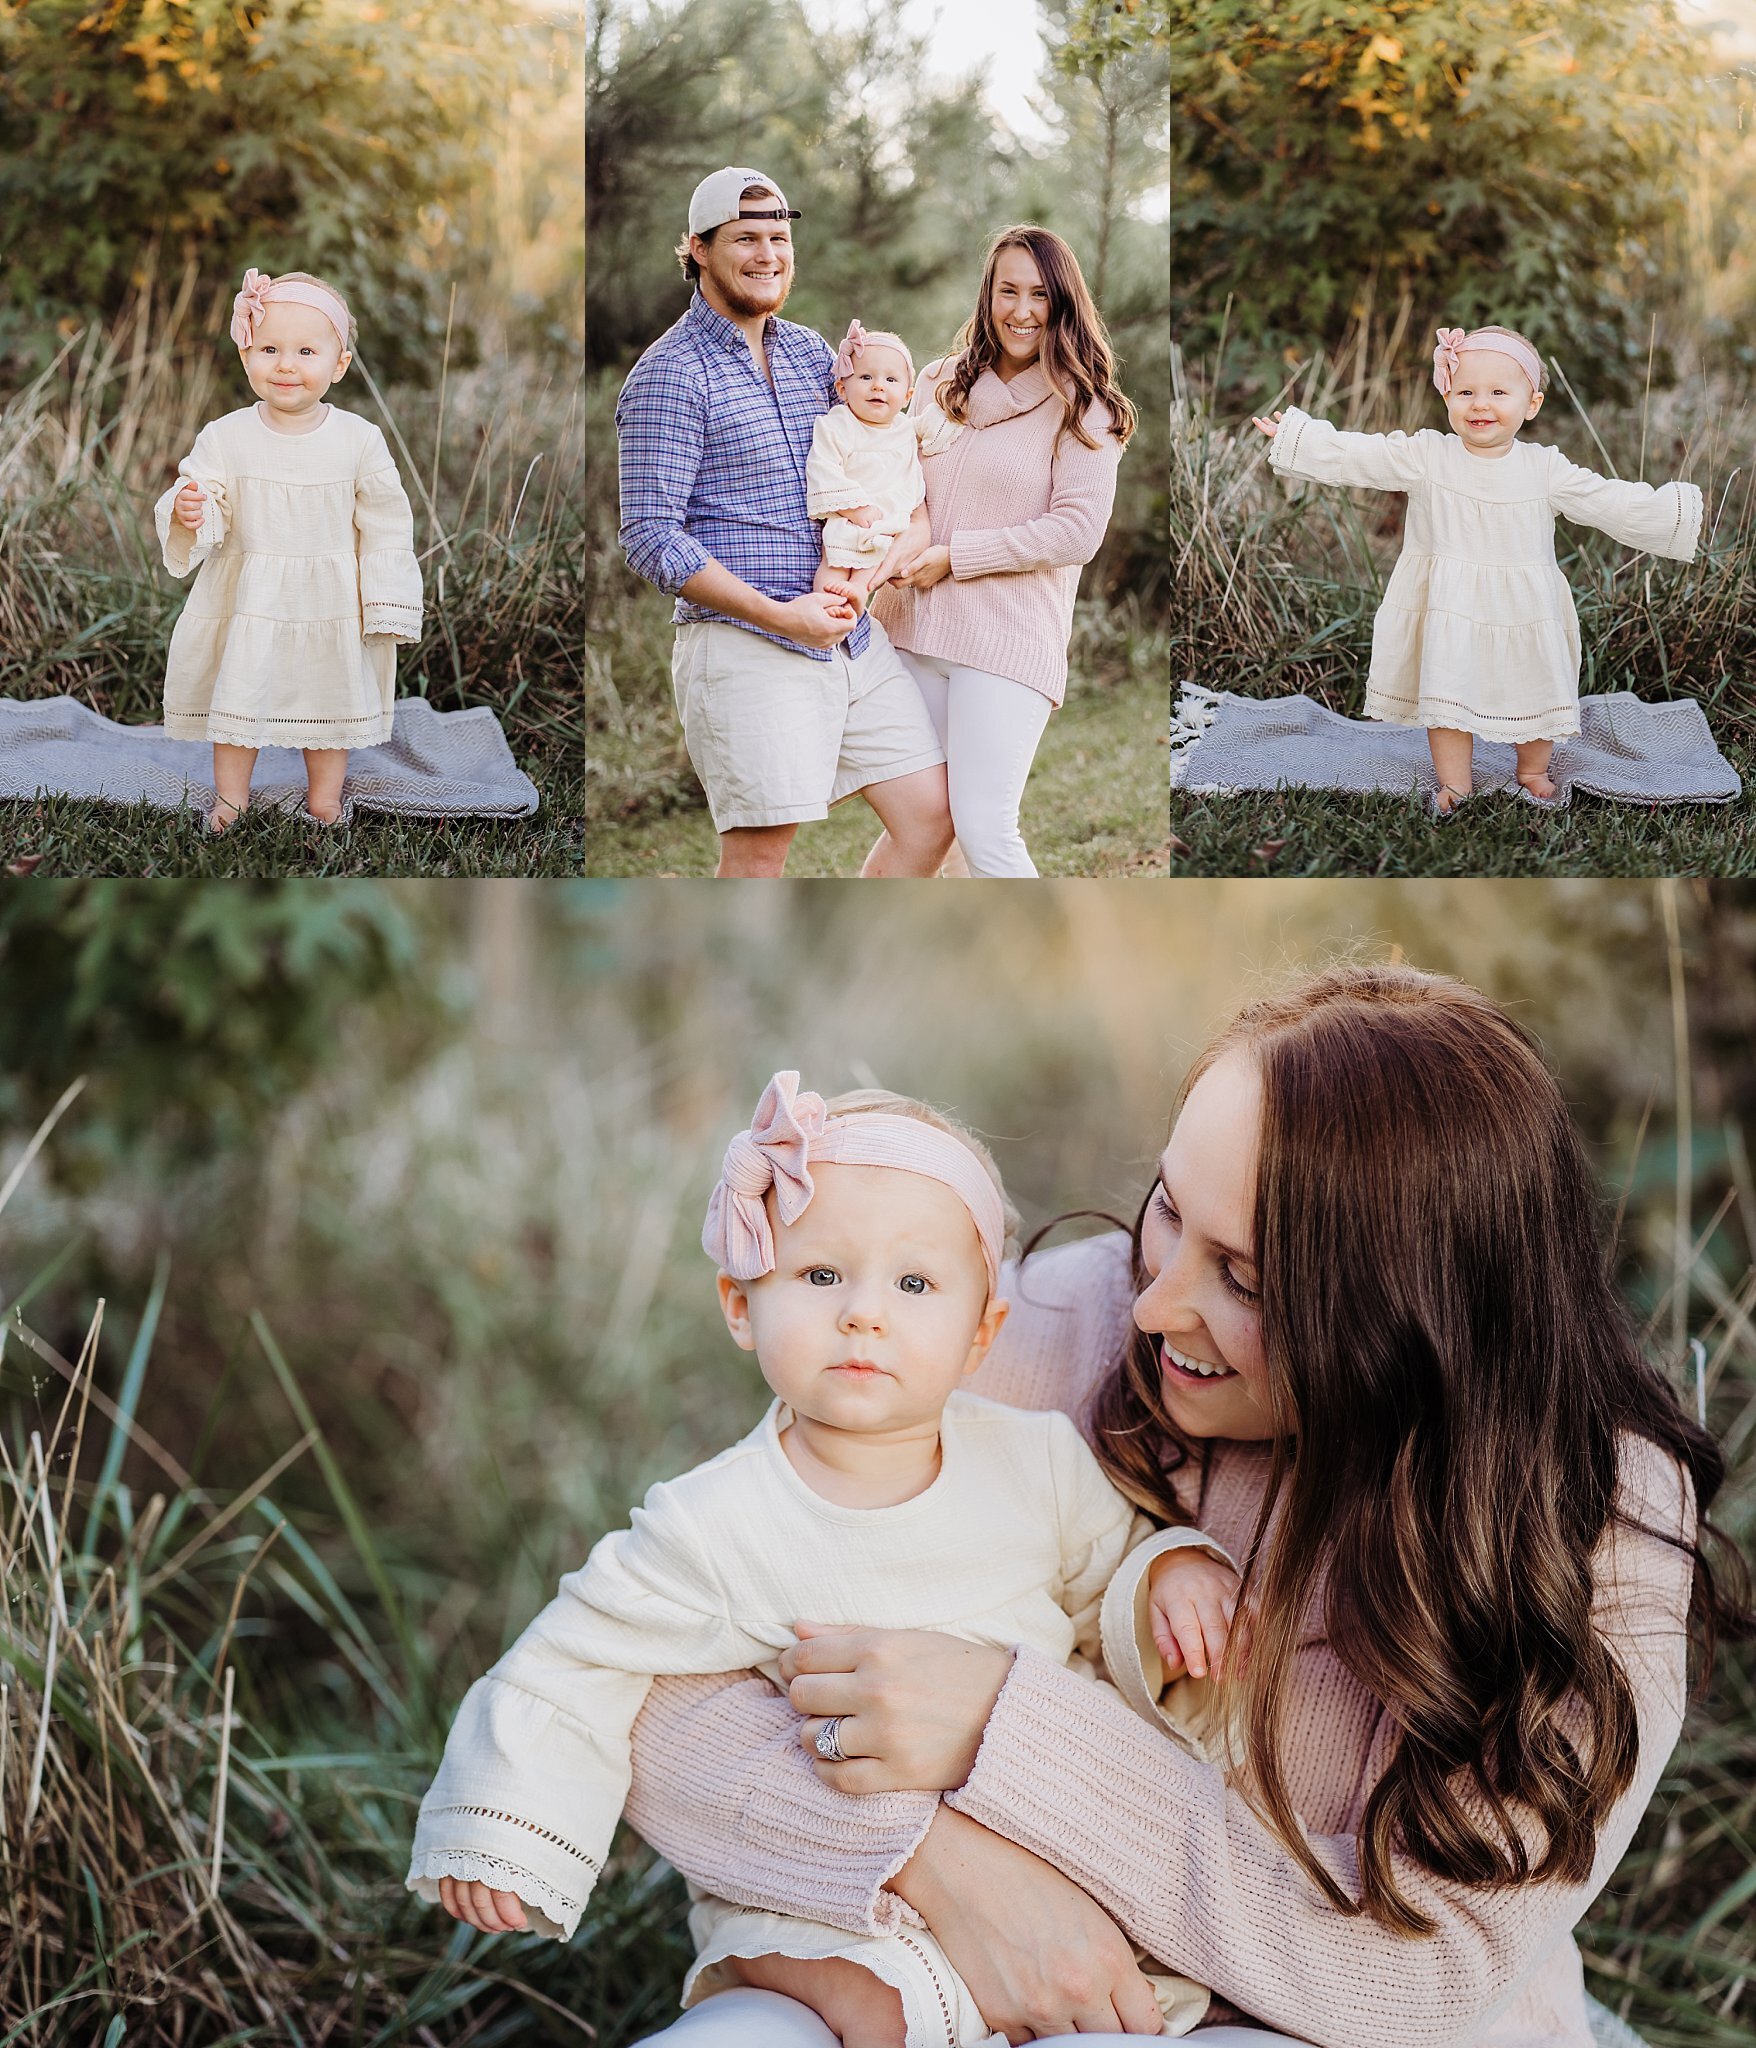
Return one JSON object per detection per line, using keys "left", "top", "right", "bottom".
{"left": 872, "top": 224, "right": 1135, "bottom": 879}
{"left": 627, "top": 963, "right": 1749, "bottom": 2048}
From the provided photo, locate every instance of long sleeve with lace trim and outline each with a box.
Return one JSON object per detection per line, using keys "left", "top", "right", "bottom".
{"left": 410, "top": 1383, "right": 1148, "bottom": 1941}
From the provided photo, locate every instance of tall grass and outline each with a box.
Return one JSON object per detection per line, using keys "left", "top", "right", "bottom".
{"left": 0, "top": 264, "right": 583, "bottom": 826}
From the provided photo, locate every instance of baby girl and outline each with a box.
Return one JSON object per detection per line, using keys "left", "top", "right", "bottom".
{"left": 1256, "top": 324, "right": 1702, "bottom": 816}
{"left": 155, "top": 267, "right": 424, "bottom": 830}
{"left": 806, "top": 321, "right": 960, "bottom": 604}
{"left": 409, "top": 1072, "right": 1241, "bottom": 2048}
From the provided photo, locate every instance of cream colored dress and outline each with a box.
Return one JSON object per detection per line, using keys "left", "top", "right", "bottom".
{"left": 806, "top": 405, "right": 931, "bottom": 567}
{"left": 406, "top": 1389, "right": 1224, "bottom": 2047}
{"left": 1269, "top": 408, "right": 1703, "bottom": 741}
{"left": 154, "top": 403, "right": 423, "bottom": 749}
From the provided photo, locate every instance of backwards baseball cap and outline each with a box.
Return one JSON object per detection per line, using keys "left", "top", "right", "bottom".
{"left": 687, "top": 165, "right": 802, "bottom": 238}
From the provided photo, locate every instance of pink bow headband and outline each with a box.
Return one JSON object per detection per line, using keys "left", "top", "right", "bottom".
{"left": 834, "top": 319, "right": 915, "bottom": 386}
{"left": 703, "top": 1072, "right": 1004, "bottom": 1296}
{"left": 230, "top": 268, "right": 351, "bottom": 354}
{"left": 1432, "top": 326, "right": 1543, "bottom": 398}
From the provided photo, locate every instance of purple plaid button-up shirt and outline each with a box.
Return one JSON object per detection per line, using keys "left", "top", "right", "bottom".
{"left": 614, "top": 291, "right": 872, "bottom": 661}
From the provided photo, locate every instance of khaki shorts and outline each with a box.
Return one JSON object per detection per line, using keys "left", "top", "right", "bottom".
{"left": 670, "top": 617, "right": 945, "bottom": 832}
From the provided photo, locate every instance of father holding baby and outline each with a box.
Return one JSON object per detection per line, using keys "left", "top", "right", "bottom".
{"left": 615, "top": 168, "right": 954, "bottom": 880}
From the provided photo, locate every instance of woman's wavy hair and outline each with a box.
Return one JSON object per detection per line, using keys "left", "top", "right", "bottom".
{"left": 937, "top": 225, "right": 1136, "bottom": 450}
{"left": 1084, "top": 962, "right": 1754, "bottom": 1934}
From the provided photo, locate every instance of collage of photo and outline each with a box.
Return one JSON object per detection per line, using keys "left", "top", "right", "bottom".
{"left": 1, "top": 6, "right": 1754, "bottom": 2048}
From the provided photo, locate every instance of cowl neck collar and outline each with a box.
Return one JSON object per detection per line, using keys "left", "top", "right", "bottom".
{"left": 961, "top": 360, "right": 1058, "bottom": 428}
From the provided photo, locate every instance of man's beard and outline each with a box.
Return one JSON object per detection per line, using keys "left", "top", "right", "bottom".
{"left": 714, "top": 266, "right": 792, "bottom": 319}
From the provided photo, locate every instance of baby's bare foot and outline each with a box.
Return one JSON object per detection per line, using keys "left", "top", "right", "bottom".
{"left": 306, "top": 800, "right": 344, "bottom": 826}
{"left": 1517, "top": 769, "right": 1557, "bottom": 801}
{"left": 205, "top": 797, "right": 246, "bottom": 833}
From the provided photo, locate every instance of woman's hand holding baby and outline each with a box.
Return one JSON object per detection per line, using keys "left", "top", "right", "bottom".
{"left": 782, "top": 1622, "right": 1013, "bottom": 1791}
{"left": 437, "top": 1875, "right": 529, "bottom": 1934}
{"left": 893, "top": 543, "right": 952, "bottom": 590}
{"left": 173, "top": 480, "right": 207, "bottom": 531}
{"left": 1147, "top": 1548, "right": 1242, "bottom": 1680}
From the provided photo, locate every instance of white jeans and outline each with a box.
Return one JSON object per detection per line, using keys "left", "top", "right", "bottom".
{"left": 900, "top": 651, "right": 1053, "bottom": 879}
{"left": 635, "top": 1986, "right": 1311, "bottom": 2045}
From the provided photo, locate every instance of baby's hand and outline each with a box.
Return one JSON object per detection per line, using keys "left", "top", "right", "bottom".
{"left": 843, "top": 503, "right": 879, "bottom": 528}
{"left": 173, "top": 481, "right": 207, "bottom": 531}
{"left": 1251, "top": 411, "right": 1285, "bottom": 440}
{"left": 437, "top": 1875, "right": 529, "bottom": 1934}
{"left": 1147, "top": 1546, "right": 1242, "bottom": 1681}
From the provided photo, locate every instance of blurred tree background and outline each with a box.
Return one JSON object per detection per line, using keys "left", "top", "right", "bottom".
{"left": 2, "top": 876, "right": 1754, "bottom": 2040}
{"left": 0, "top": 2, "right": 586, "bottom": 863}
{"left": 585, "top": 0, "right": 1173, "bottom": 874}
{"left": 1173, "top": 0, "right": 1748, "bottom": 405}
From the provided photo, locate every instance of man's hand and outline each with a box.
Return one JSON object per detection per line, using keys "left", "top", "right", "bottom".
{"left": 773, "top": 589, "right": 859, "bottom": 649}
{"left": 173, "top": 480, "right": 207, "bottom": 532}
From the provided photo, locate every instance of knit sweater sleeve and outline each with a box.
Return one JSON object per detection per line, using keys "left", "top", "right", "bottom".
{"left": 944, "top": 1436, "right": 1694, "bottom": 2048}
{"left": 947, "top": 403, "right": 1122, "bottom": 578}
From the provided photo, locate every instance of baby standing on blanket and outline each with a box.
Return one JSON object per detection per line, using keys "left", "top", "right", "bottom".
{"left": 1255, "top": 324, "right": 1703, "bottom": 815}
{"left": 408, "top": 1072, "right": 1243, "bottom": 2048}
{"left": 155, "top": 268, "right": 424, "bottom": 829}
{"left": 806, "top": 321, "right": 960, "bottom": 604}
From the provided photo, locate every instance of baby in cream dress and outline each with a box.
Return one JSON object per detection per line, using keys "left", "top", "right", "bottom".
{"left": 806, "top": 322, "right": 960, "bottom": 602}
{"left": 1256, "top": 323, "right": 1702, "bottom": 815}
{"left": 409, "top": 1072, "right": 1242, "bottom": 2048}
{"left": 156, "top": 267, "right": 423, "bottom": 829}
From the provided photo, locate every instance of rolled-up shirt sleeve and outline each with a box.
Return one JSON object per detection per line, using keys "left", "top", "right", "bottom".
{"left": 616, "top": 351, "right": 712, "bottom": 594}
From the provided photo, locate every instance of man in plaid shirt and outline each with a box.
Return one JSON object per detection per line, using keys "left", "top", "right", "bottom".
{"left": 616, "top": 167, "right": 953, "bottom": 879}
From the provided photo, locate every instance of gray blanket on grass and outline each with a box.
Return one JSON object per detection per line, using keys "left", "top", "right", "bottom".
{"left": 0, "top": 695, "right": 540, "bottom": 822}
{"left": 1170, "top": 685, "right": 1740, "bottom": 808}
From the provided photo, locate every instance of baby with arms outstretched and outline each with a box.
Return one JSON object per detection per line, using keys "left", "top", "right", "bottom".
{"left": 409, "top": 1072, "right": 1242, "bottom": 2048}
{"left": 1256, "top": 323, "right": 1701, "bottom": 816}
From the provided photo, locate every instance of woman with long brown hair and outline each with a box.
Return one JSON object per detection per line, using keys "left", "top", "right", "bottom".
{"left": 625, "top": 963, "right": 1750, "bottom": 2048}
{"left": 867, "top": 225, "right": 1136, "bottom": 878}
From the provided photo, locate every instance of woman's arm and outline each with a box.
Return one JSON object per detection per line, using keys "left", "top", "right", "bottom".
{"left": 946, "top": 411, "right": 1122, "bottom": 579}
{"left": 624, "top": 1670, "right": 940, "bottom": 1935}
{"left": 941, "top": 1441, "right": 1695, "bottom": 2048}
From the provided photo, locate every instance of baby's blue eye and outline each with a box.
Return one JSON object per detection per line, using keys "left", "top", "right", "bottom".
{"left": 898, "top": 1274, "right": 928, "bottom": 1295}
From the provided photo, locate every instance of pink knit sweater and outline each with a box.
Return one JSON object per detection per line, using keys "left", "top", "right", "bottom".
{"left": 868, "top": 357, "right": 1124, "bottom": 706}
{"left": 624, "top": 1232, "right": 1693, "bottom": 2048}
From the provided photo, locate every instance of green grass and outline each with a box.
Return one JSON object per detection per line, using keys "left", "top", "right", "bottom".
{"left": 1171, "top": 750, "right": 1756, "bottom": 878}
{"left": 586, "top": 661, "right": 1169, "bottom": 877}
{"left": 0, "top": 779, "right": 581, "bottom": 877}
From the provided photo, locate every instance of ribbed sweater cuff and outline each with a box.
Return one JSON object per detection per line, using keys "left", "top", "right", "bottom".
{"left": 739, "top": 1767, "right": 940, "bottom": 1935}
{"left": 946, "top": 1644, "right": 1192, "bottom": 1878}
{"left": 948, "top": 527, "right": 1024, "bottom": 579}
